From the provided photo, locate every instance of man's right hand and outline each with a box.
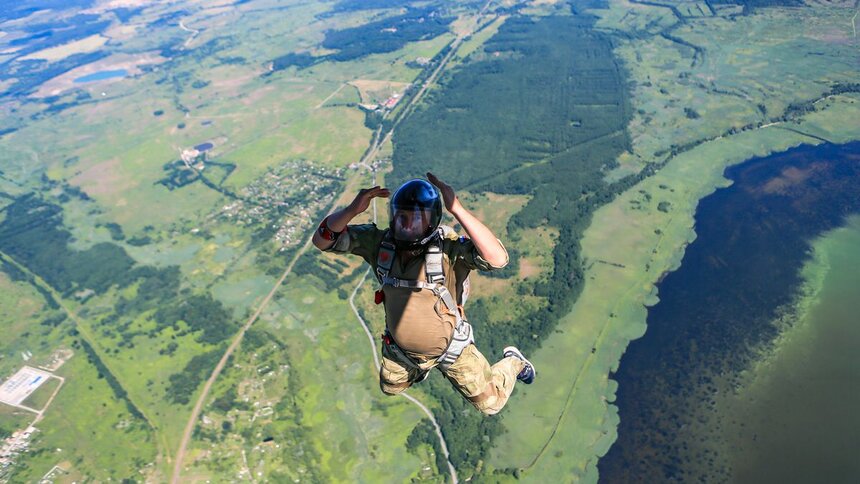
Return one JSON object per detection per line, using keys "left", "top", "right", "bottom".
{"left": 348, "top": 186, "right": 390, "bottom": 215}
{"left": 313, "top": 185, "right": 389, "bottom": 251}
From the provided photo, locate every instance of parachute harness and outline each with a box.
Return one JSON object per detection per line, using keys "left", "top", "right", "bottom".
{"left": 375, "top": 229, "right": 474, "bottom": 372}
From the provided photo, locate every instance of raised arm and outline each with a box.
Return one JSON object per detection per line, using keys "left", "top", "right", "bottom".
{"left": 312, "top": 185, "right": 389, "bottom": 251}
{"left": 427, "top": 172, "right": 508, "bottom": 268}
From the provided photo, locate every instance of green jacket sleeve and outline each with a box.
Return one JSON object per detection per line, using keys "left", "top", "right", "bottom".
{"left": 446, "top": 234, "right": 509, "bottom": 271}
{"left": 325, "top": 223, "right": 385, "bottom": 267}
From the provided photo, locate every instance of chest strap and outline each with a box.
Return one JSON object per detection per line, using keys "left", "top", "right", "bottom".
{"left": 375, "top": 230, "right": 445, "bottom": 285}
{"left": 380, "top": 277, "right": 460, "bottom": 319}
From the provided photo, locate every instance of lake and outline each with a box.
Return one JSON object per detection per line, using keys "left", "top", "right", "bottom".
{"left": 73, "top": 69, "right": 128, "bottom": 83}
{"left": 598, "top": 141, "right": 860, "bottom": 482}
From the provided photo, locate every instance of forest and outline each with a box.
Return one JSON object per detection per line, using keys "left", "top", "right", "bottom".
{"left": 0, "top": 195, "right": 136, "bottom": 296}
{"left": 272, "top": 6, "right": 453, "bottom": 70}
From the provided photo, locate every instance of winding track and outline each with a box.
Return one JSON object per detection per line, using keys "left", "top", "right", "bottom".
{"left": 348, "top": 192, "right": 459, "bottom": 483}
{"left": 178, "top": 20, "right": 199, "bottom": 48}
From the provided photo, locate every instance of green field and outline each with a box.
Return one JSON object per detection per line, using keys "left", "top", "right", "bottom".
{"left": 0, "top": 405, "right": 32, "bottom": 441}
{"left": 5, "top": 351, "right": 156, "bottom": 482}
{"left": 20, "top": 377, "right": 60, "bottom": 411}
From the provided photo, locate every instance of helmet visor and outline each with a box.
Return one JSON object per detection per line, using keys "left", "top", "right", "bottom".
{"left": 391, "top": 207, "right": 434, "bottom": 242}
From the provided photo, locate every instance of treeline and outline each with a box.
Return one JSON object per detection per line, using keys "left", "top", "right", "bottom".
{"left": 783, "top": 82, "right": 860, "bottom": 119}
{"left": 291, "top": 251, "right": 354, "bottom": 293}
{"left": 271, "top": 6, "right": 453, "bottom": 70}
{"left": 390, "top": 5, "right": 632, "bottom": 474}
{"left": 166, "top": 348, "right": 225, "bottom": 405}
{"left": 154, "top": 294, "right": 237, "bottom": 345}
{"left": 79, "top": 339, "right": 147, "bottom": 421}
{"left": 324, "top": 7, "right": 453, "bottom": 61}
{"left": 327, "top": 0, "right": 418, "bottom": 14}
{"left": 406, "top": 418, "right": 447, "bottom": 476}
{"left": 648, "top": 81, "right": 860, "bottom": 163}
{"left": 711, "top": 0, "right": 803, "bottom": 11}
{"left": 0, "top": 195, "right": 194, "bottom": 320}
{"left": 0, "top": 255, "right": 60, "bottom": 310}
{"left": 0, "top": 192, "right": 243, "bottom": 413}
{"left": 271, "top": 53, "right": 316, "bottom": 71}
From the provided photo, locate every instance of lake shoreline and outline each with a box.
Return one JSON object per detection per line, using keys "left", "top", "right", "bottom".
{"left": 599, "top": 141, "right": 860, "bottom": 481}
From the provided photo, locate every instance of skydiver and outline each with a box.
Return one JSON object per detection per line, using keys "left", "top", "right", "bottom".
{"left": 312, "top": 172, "right": 535, "bottom": 415}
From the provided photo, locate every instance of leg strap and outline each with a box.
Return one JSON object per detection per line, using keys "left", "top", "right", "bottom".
{"left": 383, "top": 331, "right": 423, "bottom": 371}
{"left": 436, "top": 320, "right": 475, "bottom": 371}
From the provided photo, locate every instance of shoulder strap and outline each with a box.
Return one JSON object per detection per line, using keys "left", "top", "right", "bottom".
{"left": 424, "top": 233, "right": 445, "bottom": 285}
{"left": 375, "top": 230, "right": 396, "bottom": 284}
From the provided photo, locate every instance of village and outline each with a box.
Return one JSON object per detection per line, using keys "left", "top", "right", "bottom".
{"left": 217, "top": 159, "right": 382, "bottom": 251}
{"left": 187, "top": 342, "right": 302, "bottom": 480}
{"left": 0, "top": 425, "right": 37, "bottom": 478}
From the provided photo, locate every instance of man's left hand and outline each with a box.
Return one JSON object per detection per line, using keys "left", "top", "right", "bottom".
{"left": 427, "top": 172, "right": 460, "bottom": 213}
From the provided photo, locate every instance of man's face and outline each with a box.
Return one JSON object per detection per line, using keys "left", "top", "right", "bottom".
{"left": 392, "top": 208, "right": 431, "bottom": 241}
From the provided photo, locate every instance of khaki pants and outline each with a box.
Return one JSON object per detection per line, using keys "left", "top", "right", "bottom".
{"left": 380, "top": 341, "right": 525, "bottom": 416}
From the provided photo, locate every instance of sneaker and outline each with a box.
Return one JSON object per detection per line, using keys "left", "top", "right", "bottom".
{"left": 503, "top": 346, "right": 536, "bottom": 384}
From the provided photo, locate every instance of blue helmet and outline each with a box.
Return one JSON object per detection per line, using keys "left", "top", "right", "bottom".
{"left": 389, "top": 179, "right": 442, "bottom": 248}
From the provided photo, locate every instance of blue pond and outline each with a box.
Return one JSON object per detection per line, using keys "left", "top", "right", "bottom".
{"left": 73, "top": 69, "right": 128, "bottom": 83}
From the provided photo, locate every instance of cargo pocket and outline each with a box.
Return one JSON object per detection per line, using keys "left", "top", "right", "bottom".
{"left": 443, "top": 345, "right": 488, "bottom": 400}
{"left": 379, "top": 346, "right": 411, "bottom": 395}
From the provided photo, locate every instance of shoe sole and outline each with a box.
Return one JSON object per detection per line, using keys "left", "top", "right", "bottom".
{"left": 503, "top": 346, "right": 536, "bottom": 381}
